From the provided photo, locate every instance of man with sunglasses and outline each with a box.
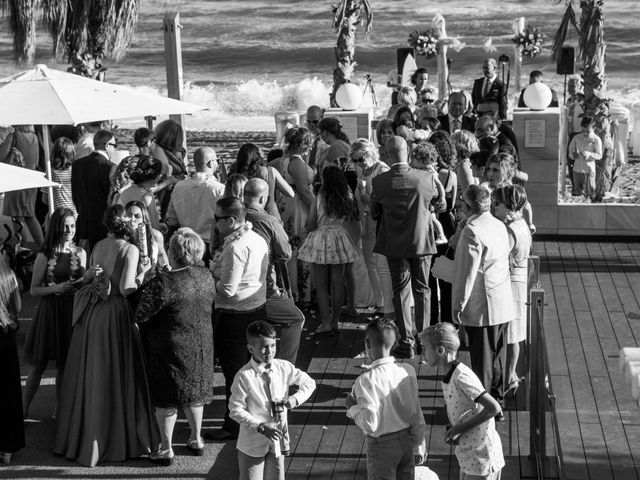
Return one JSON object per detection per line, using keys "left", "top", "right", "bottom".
{"left": 206, "top": 196, "right": 269, "bottom": 441}
{"left": 71, "top": 129, "right": 117, "bottom": 251}
{"left": 304, "top": 105, "right": 327, "bottom": 170}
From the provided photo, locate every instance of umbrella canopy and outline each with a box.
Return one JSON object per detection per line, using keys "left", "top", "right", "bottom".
{"left": 0, "top": 64, "right": 206, "bottom": 126}
{"left": 0, "top": 163, "right": 60, "bottom": 193}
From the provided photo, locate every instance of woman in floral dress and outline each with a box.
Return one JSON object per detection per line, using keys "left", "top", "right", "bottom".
{"left": 22, "top": 208, "right": 86, "bottom": 418}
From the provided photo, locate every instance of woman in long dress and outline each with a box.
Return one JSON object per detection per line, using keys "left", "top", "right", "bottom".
{"left": 54, "top": 205, "right": 159, "bottom": 467}
{"left": 270, "top": 127, "right": 315, "bottom": 305}
{"left": 0, "top": 256, "right": 24, "bottom": 464}
{"left": 22, "top": 208, "right": 86, "bottom": 418}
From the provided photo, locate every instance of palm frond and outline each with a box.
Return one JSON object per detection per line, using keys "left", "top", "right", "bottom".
{"left": 332, "top": 0, "right": 348, "bottom": 31}
{"left": 550, "top": 1, "right": 579, "bottom": 61}
{"left": 361, "top": 0, "right": 373, "bottom": 37}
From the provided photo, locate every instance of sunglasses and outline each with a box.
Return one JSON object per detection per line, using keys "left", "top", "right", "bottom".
{"left": 214, "top": 214, "right": 233, "bottom": 222}
{"left": 306, "top": 119, "right": 319, "bottom": 125}
{"left": 107, "top": 142, "right": 117, "bottom": 148}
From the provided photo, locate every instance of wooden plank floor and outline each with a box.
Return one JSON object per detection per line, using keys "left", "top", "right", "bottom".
{"left": 285, "top": 314, "right": 535, "bottom": 479}
{"left": 283, "top": 240, "right": 640, "bottom": 479}
{"left": 536, "top": 240, "right": 640, "bottom": 480}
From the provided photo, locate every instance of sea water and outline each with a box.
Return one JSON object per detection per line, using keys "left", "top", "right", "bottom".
{"left": 0, "top": 0, "right": 638, "bottom": 131}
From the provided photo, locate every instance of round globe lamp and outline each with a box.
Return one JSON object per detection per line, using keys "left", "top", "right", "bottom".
{"left": 523, "top": 83, "right": 553, "bottom": 110}
{"left": 335, "top": 83, "right": 363, "bottom": 111}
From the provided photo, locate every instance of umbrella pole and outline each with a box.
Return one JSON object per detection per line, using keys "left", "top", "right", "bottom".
{"left": 42, "top": 126, "right": 55, "bottom": 215}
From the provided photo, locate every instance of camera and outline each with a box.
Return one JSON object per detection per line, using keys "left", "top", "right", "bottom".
{"left": 498, "top": 54, "right": 510, "bottom": 64}
{"left": 271, "top": 400, "right": 291, "bottom": 456}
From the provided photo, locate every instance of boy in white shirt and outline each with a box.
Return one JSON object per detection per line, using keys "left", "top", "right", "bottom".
{"left": 346, "top": 318, "right": 427, "bottom": 479}
{"left": 568, "top": 116, "right": 602, "bottom": 200}
{"left": 420, "top": 323, "right": 504, "bottom": 480}
{"left": 229, "top": 321, "right": 316, "bottom": 480}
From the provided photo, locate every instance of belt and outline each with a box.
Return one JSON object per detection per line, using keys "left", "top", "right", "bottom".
{"left": 366, "top": 427, "right": 411, "bottom": 442}
{"left": 216, "top": 304, "right": 265, "bottom": 315}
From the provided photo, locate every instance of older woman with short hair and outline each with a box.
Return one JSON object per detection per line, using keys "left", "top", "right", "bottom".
{"left": 135, "top": 228, "right": 216, "bottom": 465}
{"left": 349, "top": 139, "right": 393, "bottom": 317}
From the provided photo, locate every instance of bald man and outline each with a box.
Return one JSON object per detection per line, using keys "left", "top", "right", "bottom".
{"left": 370, "top": 136, "right": 446, "bottom": 359}
{"left": 472, "top": 58, "right": 507, "bottom": 119}
{"left": 166, "top": 147, "right": 224, "bottom": 253}
{"left": 244, "top": 178, "right": 304, "bottom": 364}
{"left": 438, "top": 91, "right": 476, "bottom": 134}
{"left": 305, "top": 105, "right": 327, "bottom": 170}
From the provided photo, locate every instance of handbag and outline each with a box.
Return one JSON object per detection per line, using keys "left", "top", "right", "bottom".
{"left": 431, "top": 255, "right": 455, "bottom": 283}
{"left": 3, "top": 133, "right": 24, "bottom": 167}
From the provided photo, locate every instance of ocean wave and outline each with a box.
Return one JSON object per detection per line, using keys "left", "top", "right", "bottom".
{"left": 120, "top": 76, "right": 639, "bottom": 132}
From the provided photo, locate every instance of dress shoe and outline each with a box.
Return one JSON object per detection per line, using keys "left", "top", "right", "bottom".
{"left": 202, "top": 429, "right": 237, "bottom": 441}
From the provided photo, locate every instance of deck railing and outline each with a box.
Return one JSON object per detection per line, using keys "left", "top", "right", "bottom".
{"left": 527, "top": 256, "right": 565, "bottom": 480}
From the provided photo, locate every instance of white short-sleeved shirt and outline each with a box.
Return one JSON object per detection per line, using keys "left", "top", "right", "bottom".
{"left": 442, "top": 361, "right": 505, "bottom": 476}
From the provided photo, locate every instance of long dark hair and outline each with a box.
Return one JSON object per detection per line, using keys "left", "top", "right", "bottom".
{"left": 320, "top": 166, "right": 355, "bottom": 219}
{"left": 318, "top": 118, "right": 350, "bottom": 144}
{"left": 52, "top": 137, "right": 75, "bottom": 170}
{"left": 154, "top": 119, "right": 185, "bottom": 155}
{"left": 125, "top": 201, "right": 157, "bottom": 258}
{"left": 235, "top": 143, "right": 264, "bottom": 178}
{"left": 40, "top": 208, "right": 75, "bottom": 258}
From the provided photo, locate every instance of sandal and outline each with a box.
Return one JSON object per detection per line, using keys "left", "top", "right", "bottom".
{"left": 150, "top": 447, "right": 174, "bottom": 466}
{"left": 187, "top": 437, "right": 205, "bottom": 456}
{"left": 505, "top": 377, "right": 521, "bottom": 396}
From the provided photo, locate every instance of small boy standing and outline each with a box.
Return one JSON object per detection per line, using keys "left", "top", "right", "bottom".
{"left": 420, "top": 323, "right": 504, "bottom": 480}
{"left": 346, "top": 318, "right": 427, "bottom": 479}
{"left": 568, "top": 116, "right": 602, "bottom": 199}
{"left": 229, "top": 321, "right": 316, "bottom": 480}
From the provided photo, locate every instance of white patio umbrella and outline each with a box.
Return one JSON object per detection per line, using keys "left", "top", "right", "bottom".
{"left": 0, "top": 163, "right": 60, "bottom": 194}
{"left": 0, "top": 64, "right": 207, "bottom": 211}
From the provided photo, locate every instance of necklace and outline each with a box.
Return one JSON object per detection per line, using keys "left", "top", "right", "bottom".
{"left": 46, "top": 243, "right": 81, "bottom": 286}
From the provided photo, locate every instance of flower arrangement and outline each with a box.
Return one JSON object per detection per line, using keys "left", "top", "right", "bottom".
{"left": 512, "top": 25, "right": 545, "bottom": 59}
{"left": 408, "top": 30, "right": 440, "bottom": 58}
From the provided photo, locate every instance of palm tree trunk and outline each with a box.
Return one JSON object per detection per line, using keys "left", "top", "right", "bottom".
{"left": 579, "top": 0, "right": 607, "bottom": 115}
{"left": 330, "top": 1, "right": 358, "bottom": 107}
{"left": 6, "top": 0, "right": 36, "bottom": 65}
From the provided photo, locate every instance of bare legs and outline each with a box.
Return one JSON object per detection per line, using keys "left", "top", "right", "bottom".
{"left": 312, "top": 263, "right": 348, "bottom": 333}
{"left": 154, "top": 406, "right": 205, "bottom": 451}
{"left": 183, "top": 406, "right": 204, "bottom": 443}
{"left": 506, "top": 341, "right": 521, "bottom": 390}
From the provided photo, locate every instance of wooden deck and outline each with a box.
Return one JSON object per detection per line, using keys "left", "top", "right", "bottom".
{"left": 283, "top": 240, "right": 640, "bottom": 480}
{"left": 8, "top": 240, "right": 640, "bottom": 479}
{"left": 535, "top": 240, "right": 640, "bottom": 480}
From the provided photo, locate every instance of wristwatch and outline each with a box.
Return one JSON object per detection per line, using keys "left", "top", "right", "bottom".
{"left": 257, "top": 423, "right": 266, "bottom": 435}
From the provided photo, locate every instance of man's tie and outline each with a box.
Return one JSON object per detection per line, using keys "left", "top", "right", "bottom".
{"left": 483, "top": 79, "right": 491, "bottom": 100}
{"left": 452, "top": 118, "right": 461, "bottom": 133}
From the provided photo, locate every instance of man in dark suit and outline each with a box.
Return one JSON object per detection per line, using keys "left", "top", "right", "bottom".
{"left": 438, "top": 91, "right": 476, "bottom": 135}
{"left": 517, "top": 70, "right": 559, "bottom": 108}
{"left": 472, "top": 58, "right": 508, "bottom": 120}
{"left": 370, "top": 136, "right": 445, "bottom": 359}
{"left": 71, "top": 129, "right": 116, "bottom": 250}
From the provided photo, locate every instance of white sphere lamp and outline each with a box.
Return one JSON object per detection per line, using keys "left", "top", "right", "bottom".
{"left": 523, "top": 83, "right": 553, "bottom": 110}
{"left": 335, "top": 82, "right": 363, "bottom": 111}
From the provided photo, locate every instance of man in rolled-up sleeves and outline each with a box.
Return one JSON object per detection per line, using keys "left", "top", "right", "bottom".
{"left": 204, "top": 196, "right": 269, "bottom": 441}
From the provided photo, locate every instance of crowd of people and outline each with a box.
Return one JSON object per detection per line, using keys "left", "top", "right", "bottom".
{"left": 0, "top": 57, "right": 551, "bottom": 479}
